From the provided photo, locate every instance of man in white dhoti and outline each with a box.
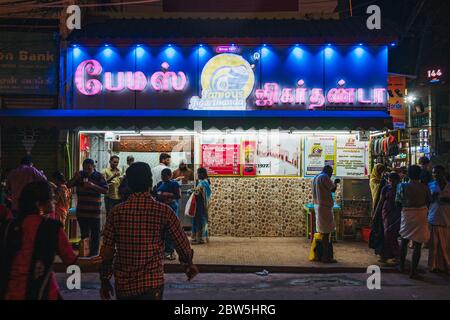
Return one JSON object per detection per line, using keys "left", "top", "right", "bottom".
{"left": 312, "top": 165, "right": 340, "bottom": 263}
{"left": 396, "top": 165, "right": 432, "bottom": 279}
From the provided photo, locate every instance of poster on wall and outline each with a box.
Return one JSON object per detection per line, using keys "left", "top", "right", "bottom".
{"left": 388, "top": 76, "right": 406, "bottom": 129}
{"left": 336, "top": 136, "right": 368, "bottom": 177}
{"left": 201, "top": 144, "right": 241, "bottom": 176}
{"left": 304, "top": 136, "right": 336, "bottom": 176}
{"left": 256, "top": 134, "right": 300, "bottom": 176}
{"left": 242, "top": 141, "right": 257, "bottom": 176}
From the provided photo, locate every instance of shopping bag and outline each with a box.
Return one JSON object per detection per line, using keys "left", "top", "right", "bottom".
{"left": 184, "top": 192, "right": 197, "bottom": 217}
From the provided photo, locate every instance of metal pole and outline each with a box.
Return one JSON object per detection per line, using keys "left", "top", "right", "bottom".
{"left": 408, "top": 102, "right": 412, "bottom": 165}
{"left": 428, "top": 87, "right": 433, "bottom": 156}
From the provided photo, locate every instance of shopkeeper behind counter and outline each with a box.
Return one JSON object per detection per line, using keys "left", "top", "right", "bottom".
{"left": 173, "top": 160, "right": 194, "bottom": 185}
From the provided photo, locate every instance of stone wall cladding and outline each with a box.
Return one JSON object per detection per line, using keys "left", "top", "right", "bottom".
{"left": 208, "top": 177, "right": 344, "bottom": 237}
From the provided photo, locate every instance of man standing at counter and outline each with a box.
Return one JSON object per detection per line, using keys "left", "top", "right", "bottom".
{"left": 173, "top": 160, "right": 194, "bottom": 184}
{"left": 152, "top": 153, "right": 171, "bottom": 188}
{"left": 312, "top": 165, "right": 340, "bottom": 263}
{"left": 102, "top": 155, "right": 123, "bottom": 215}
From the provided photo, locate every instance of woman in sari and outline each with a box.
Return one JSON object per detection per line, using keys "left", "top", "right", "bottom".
{"left": 0, "top": 181, "right": 98, "bottom": 300}
{"left": 428, "top": 166, "right": 450, "bottom": 273}
{"left": 369, "top": 164, "right": 387, "bottom": 256}
{"left": 374, "top": 172, "right": 402, "bottom": 264}
{"left": 191, "top": 167, "right": 212, "bottom": 245}
{"left": 370, "top": 164, "right": 386, "bottom": 209}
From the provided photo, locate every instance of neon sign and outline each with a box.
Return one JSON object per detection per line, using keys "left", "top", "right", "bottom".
{"left": 427, "top": 69, "right": 442, "bottom": 83}
{"left": 189, "top": 53, "right": 255, "bottom": 110}
{"left": 75, "top": 59, "right": 188, "bottom": 95}
{"left": 255, "top": 79, "right": 386, "bottom": 109}
{"left": 215, "top": 45, "right": 240, "bottom": 54}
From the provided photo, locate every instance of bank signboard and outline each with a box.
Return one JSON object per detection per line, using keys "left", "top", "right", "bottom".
{"left": 68, "top": 44, "right": 388, "bottom": 110}
{"left": 0, "top": 32, "right": 58, "bottom": 95}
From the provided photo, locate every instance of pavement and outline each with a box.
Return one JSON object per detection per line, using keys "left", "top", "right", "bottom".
{"left": 57, "top": 237, "right": 429, "bottom": 273}
{"left": 56, "top": 272, "right": 450, "bottom": 300}
{"left": 56, "top": 237, "right": 450, "bottom": 300}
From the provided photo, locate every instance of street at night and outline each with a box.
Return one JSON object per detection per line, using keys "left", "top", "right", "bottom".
{"left": 0, "top": 1, "right": 449, "bottom": 316}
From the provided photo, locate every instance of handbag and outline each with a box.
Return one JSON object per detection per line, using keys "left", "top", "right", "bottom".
{"left": 184, "top": 192, "right": 197, "bottom": 217}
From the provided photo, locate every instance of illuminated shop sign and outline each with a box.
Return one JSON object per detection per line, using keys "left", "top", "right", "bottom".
{"left": 75, "top": 60, "right": 188, "bottom": 95}
{"left": 189, "top": 54, "right": 255, "bottom": 110}
{"left": 70, "top": 45, "right": 388, "bottom": 110}
{"left": 215, "top": 45, "right": 240, "bottom": 54}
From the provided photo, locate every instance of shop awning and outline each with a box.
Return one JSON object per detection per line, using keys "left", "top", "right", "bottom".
{"left": 0, "top": 109, "right": 392, "bottom": 131}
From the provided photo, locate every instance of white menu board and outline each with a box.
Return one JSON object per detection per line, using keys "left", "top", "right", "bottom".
{"left": 336, "top": 135, "right": 369, "bottom": 177}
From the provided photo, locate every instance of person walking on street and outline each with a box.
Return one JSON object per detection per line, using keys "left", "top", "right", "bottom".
{"left": 67, "top": 159, "right": 108, "bottom": 256}
{"left": 428, "top": 166, "right": 450, "bottom": 273}
{"left": 99, "top": 162, "right": 198, "bottom": 300}
{"left": 396, "top": 165, "right": 432, "bottom": 279}
{"left": 154, "top": 168, "right": 181, "bottom": 260}
{"left": 152, "top": 153, "right": 171, "bottom": 188}
{"left": 312, "top": 165, "right": 340, "bottom": 263}
{"left": 0, "top": 181, "right": 77, "bottom": 300}
{"left": 102, "top": 156, "right": 122, "bottom": 214}
{"left": 6, "top": 155, "right": 47, "bottom": 216}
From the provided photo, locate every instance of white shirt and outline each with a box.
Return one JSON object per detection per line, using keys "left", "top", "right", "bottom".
{"left": 151, "top": 163, "right": 168, "bottom": 188}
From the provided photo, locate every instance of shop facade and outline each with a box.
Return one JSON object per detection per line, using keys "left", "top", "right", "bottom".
{"left": 1, "top": 19, "right": 395, "bottom": 238}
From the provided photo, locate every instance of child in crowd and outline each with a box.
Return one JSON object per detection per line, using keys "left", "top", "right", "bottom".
{"left": 52, "top": 171, "right": 72, "bottom": 227}
{"left": 154, "top": 168, "right": 181, "bottom": 260}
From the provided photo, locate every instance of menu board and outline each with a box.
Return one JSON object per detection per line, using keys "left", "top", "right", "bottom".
{"left": 256, "top": 134, "right": 300, "bottom": 176}
{"left": 336, "top": 136, "right": 368, "bottom": 177}
{"left": 201, "top": 144, "right": 240, "bottom": 176}
{"left": 304, "top": 136, "right": 336, "bottom": 176}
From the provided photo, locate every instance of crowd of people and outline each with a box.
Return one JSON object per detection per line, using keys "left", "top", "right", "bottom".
{"left": 369, "top": 156, "right": 450, "bottom": 279}
{"left": 0, "top": 153, "right": 211, "bottom": 300}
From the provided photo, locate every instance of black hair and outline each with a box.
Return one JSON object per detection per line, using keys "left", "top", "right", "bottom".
{"left": 433, "top": 165, "right": 446, "bottom": 175}
{"left": 18, "top": 181, "right": 53, "bottom": 220}
{"left": 408, "top": 165, "right": 422, "bottom": 181}
{"left": 127, "top": 155, "right": 135, "bottom": 161}
{"left": 20, "top": 155, "right": 33, "bottom": 166}
{"left": 159, "top": 153, "right": 171, "bottom": 162}
{"left": 52, "top": 171, "right": 66, "bottom": 183}
{"left": 126, "top": 162, "right": 152, "bottom": 193}
{"left": 419, "top": 156, "right": 430, "bottom": 165}
{"left": 82, "top": 158, "right": 95, "bottom": 167}
{"left": 110, "top": 155, "right": 120, "bottom": 162}
{"left": 161, "top": 168, "right": 172, "bottom": 177}
{"left": 197, "top": 167, "right": 208, "bottom": 177}
{"left": 388, "top": 172, "right": 400, "bottom": 181}
{"left": 323, "top": 165, "right": 333, "bottom": 174}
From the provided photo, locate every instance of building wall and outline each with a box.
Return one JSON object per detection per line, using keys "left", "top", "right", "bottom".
{"left": 1, "top": 128, "right": 59, "bottom": 179}
{"left": 208, "top": 177, "right": 343, "bottom": 237}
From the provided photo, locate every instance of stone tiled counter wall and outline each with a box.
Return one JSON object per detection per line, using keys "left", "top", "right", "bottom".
{"left": 207, "top": 177, "right": 343, "bottom": 237}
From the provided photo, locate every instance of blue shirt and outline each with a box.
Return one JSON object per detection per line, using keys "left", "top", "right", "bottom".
{"left": 156, "top": 180, "right": 180, "bottom": 214}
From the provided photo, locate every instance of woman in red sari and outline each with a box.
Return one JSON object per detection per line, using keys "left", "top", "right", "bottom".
{"left": 0, "top": 181, "right": 77, "bottom": 300}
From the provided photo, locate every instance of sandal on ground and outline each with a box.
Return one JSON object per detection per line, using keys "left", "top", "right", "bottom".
{"left": 164, "top": 252, "right": 176, "bottom": 260}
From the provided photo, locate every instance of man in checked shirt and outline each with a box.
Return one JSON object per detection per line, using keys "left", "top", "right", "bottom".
{"left": 99, "top": 162, "right": 199, "bottom": 300}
